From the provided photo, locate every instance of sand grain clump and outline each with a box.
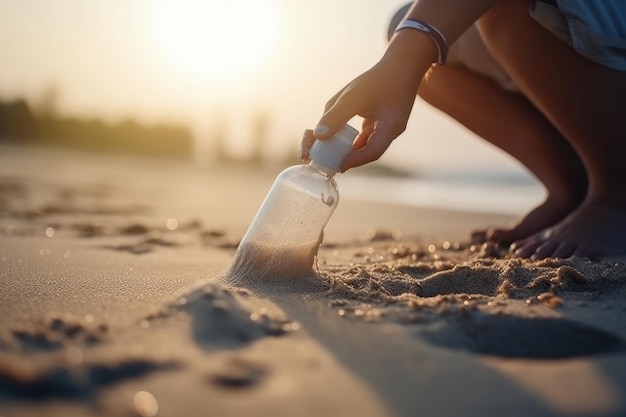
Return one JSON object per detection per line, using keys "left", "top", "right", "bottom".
{"left": 316, "top": 239, "right": 626, "bottom": 327}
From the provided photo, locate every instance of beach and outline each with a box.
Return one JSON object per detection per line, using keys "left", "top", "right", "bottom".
{"left": 1, "top": 144, "right": 626, "bottom": 417}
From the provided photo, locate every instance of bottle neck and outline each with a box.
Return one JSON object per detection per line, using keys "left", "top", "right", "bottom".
{"left": 309, "top": 161, "right": 337, "bottom": 178}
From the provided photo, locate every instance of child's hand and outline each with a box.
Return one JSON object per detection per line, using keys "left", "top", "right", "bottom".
{"left": 313, "top": 63, "right": 418, "bottom": 171}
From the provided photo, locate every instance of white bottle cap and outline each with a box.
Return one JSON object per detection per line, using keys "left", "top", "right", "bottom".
{"left": 309, "top": 124, "right": 359, "bottom": 172}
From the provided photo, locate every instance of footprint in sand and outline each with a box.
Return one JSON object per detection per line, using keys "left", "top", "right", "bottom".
{"left": 4, "top": 314, "right": 107, "bottom": 352}
{"left": 0, "top": 314, "right": 178, "bottom": 401}
{"left": 0, "top": 357, "right": 178, "bottom": 400}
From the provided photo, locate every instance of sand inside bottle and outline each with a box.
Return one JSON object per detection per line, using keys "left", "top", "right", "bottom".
{"left": 226, "top": 237, "right": 328, "bottom": 292}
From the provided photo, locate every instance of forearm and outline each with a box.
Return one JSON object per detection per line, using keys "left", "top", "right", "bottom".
{"left": 383, "top": 0, "right": 499, "bottom": 77}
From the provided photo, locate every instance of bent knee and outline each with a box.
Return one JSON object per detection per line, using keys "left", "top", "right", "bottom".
{"left": 417, "top": 67, "right": 446, "bottom": 106}
{"left": 417, "top": 66, "right": 475, "bottom": 109}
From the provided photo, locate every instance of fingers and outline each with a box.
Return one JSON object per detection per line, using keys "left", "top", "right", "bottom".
{"left": 307, "top": 117, "right": 400, "bottom": 172}
{"left": 341, "top": 137, "right": 390, "bottom": 170}
{"left": 352, "top": 131, "right": 370, "bottom": 151}
{"left": 353, "top": 119, "right": 376, "bottom": 151}
{"left": 313, "top": 62, "right": 413, "bottom": 169}
{"left": 299, "top": 129, "right": 316, "bottom": 161}
{"left": 341, "top": 119, "right": 398, "bottom": 171}
{"left": 314, "top": 87, "right": 356, "bottom": 140}
{"left": 307, "top": 117, "right": 398, "bottom": 172}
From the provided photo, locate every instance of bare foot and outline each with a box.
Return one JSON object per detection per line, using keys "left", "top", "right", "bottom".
{"left": 471, "top": 194, "right": 583, "bottom": 245}
{"left": 511, "top": 201, "right": 626, "bottom": 260}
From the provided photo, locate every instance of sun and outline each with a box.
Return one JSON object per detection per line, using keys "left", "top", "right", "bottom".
{"left": 149, "top": 0, "right": 280, "bottom": 80}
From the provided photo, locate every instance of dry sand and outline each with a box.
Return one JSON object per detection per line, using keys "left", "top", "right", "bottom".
{"left": 1, "top": 145, "right": 626, "bottom": 417}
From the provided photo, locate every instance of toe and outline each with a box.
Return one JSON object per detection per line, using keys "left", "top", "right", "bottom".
{"left": 514, "top": 239, "right": 542, "bottom": 258}
{"left": 509, "top": 236, "right": 531, "bottom": 253}
{"left": 486, "top": 228, "right": 515, "bottom": 244}
{"left": 530, "top": 240, "right": 559, "bottom": 260}
{"left": 573, "top": 244, "right": 594, "bottom": 258}
{"left": 553, "top": 241, "right": 577, "bottom": 258}
{"left": 471, "top": 230, "right": 488, "bottom": 244}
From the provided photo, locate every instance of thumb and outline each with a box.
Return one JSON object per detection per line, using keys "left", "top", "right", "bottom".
{"left": 314, "top": 99, "right": 355, "bottom": 140}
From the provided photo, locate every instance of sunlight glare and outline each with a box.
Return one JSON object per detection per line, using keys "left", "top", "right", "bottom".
{"left": 149, "top": 0, "right": 280, "bottom": 80}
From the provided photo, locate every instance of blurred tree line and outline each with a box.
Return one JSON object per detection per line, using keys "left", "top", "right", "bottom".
{"left": 0, "top": 96, "right": 192, "bottom": 159}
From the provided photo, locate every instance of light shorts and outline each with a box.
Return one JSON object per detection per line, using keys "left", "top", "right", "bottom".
{"left": 388, "top": 0, "right": 626, "bottom": 92}
{"left": 532, "top": 0, "right": 626, "bottom": 71}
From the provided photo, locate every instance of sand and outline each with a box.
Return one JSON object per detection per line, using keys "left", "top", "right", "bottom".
{"left": 1, "top": 144, "right": 626, "bottom": 417}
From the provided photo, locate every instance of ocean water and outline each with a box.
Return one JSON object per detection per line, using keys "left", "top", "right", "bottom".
{"left": 337, "top": 171, "right": 545, "bottom": 216}
{"left": 0, "top": 144, "right": 544, "bottom": 218}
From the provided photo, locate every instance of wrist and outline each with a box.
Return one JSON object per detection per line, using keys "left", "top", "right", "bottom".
{"left": 395, "top": 19, "right": 448, "bottom": 64}
{"left": 382, "top": 29, "right": 437, "bottom": 75}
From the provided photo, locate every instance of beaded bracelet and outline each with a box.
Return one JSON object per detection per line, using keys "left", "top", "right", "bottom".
{"left": 395, "top": 19, "right": 449, "bottom": 65}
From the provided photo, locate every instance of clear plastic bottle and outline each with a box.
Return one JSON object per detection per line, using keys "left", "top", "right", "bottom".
{"left": 229, "top": 124, "right": 358, "bottom": 288}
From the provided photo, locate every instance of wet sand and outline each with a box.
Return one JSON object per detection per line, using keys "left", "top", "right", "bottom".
{"left": 1, "top": 145, "right": 626, "bottom": 417}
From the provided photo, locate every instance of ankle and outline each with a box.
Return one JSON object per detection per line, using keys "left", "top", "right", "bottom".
{"left": 544, "top": 187, "right": 586, "bottom": 211}
{"left": 585, "top": 188, "right": 626, "bottom": 211}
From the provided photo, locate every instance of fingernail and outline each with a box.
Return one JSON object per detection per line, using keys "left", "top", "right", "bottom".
{"left": 314, "top": 124, "right": 329, "bottom": 136}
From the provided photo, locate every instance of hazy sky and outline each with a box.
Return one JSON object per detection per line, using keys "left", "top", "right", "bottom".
{"left": 0, "top": 0, "right": 526, "bottom": 175}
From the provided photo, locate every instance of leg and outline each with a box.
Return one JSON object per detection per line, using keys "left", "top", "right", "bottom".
{"left": 419, "top": 64, "right": 587, "bottom": 244}
{"left": 478, "top": 0, "right": 626, "bottom": 259}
